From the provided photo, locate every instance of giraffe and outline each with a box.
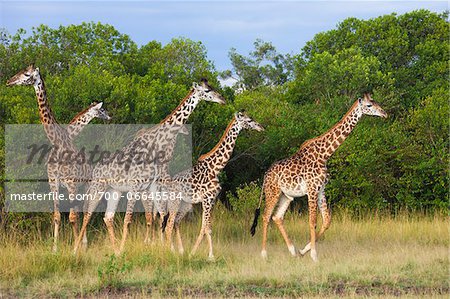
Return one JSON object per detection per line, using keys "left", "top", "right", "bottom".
{"left": 67, "top": 101, "right": 111, "bottom": 139}
{"left": 6, "top": 65, "right": 111, "bottom": 251}
{"left": 141, "top": 124, "right": 189, "bottom": 245}
{"left": 154, "top": 111, "right": 264, "bottom": 259}
{"left": 64, "top": 101, "right": 112, "bottom": 242}
{"left": 250, "top": 94, "right": 387, "bottom": 262}
{"left": 73, "top": 79, "right": 226, "bottom": 255}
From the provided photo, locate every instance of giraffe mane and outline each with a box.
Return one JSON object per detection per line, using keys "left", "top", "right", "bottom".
{"left": 299, "top": 99, "right": 360, "bottom": 150}
{"left": 198, "top": 116, "right": 237, "bottom": 161}
{"left": 159, "top": 88, "right": 195, "bottom": 124}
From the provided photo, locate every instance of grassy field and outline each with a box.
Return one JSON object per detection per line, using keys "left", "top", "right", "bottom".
{"left": 0, "top": 209, "right": 448, "bottom": 298}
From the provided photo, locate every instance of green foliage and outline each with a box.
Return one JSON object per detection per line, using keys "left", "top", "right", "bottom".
{"left": 227, "top": 182, "right": 261, "bottom": 215}
{"left": 224, "top": 39, "right": 294, "bottom": 90}
{"left": 289, "top": 47, "right": 395, "bottom": 106}
{"left": 0, "top": 10, "right": 448, "bottom": 227}
{"left": 298, "top": 10, "right": 449, "bottom": 108}
{"left": 97, "top": 254, "right": 133, "bottom": 288}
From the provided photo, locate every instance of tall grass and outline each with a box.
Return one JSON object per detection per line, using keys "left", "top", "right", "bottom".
{"left": 0, "top": 207, "right": 448, "bottom": 297}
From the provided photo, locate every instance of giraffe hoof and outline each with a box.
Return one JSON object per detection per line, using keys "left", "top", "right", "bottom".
{"left": 207, "top": 255, "right": 215, "bottom": 262}
{"left": 310, "top": 250, "right": 318, "bottom": 262}
{"left": 288, "top": 245, "right": 297, "bottom": 257}
{"left": 261, "top": 250, "right": 268, "bottom": 259}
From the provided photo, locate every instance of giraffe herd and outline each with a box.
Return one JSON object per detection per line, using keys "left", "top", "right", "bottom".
{"left": 7, "top": 65, "right": 387, "bottom": 262}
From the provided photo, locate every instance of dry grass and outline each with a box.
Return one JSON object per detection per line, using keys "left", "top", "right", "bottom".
{"left": 0, "top": 209, "right": 448, "bottom": 298}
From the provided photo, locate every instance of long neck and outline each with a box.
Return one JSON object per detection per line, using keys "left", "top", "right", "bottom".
{"left": 157, "top": 125, "right": 187, "bottom": 179}
{"left": 66, "top": 107, "right": 96, "bottom": 139}
{"left": 198, "top": 118, "right": 241, "bottom": 173}
{"left": 161, "top": 89, "right": 199, "bottom": 125}
{"left": 33, "top": 75, "right": 58, "bottom": 125}
{"left": 313, "top": 101, "right": 362, "bottom": 161}
{"left": 33, "top": 75, "right": 68, "bottom": 145}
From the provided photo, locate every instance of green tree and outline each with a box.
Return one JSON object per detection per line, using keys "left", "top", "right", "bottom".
{"left": 299, "top": 10, "right": 449, "bottom": 109}
{"left": 223, "top": 39, "right": 293, "bottom": 90}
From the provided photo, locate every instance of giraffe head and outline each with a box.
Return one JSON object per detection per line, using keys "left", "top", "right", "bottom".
{"left": 192, "top": 78, "right": 226, "bottom": 104}
{"left": 235, "top": 110, "right": 265, "bottom": 132}
{"left": 358, "top": 93, "right": 388, "bottom": 118}
{"left": 6, "top": 65, "right": 40, "bottom": 86}
{"left": 88, "top": 102, "right": 112, "bottom": 121}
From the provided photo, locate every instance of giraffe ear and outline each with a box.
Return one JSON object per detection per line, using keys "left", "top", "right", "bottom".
{"left": 192, "top": 82, "right": 199, "bottom": 89}
{"left": 358, "top": 97, "right": 363, "bottom": 104}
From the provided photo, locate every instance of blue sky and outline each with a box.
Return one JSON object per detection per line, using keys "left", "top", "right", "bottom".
{"left": 1, "top": 1, "right": 447, "bottom": 71}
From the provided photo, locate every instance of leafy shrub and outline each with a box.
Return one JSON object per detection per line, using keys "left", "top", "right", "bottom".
{"left": 227, "top": 182, "right": 261, "bottom": 215}
{"left": 97, "top": 254, "right": 133, "bottom": 288}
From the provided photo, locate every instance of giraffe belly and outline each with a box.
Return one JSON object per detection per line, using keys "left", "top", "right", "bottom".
{"left": 281, "top": 180, "right": 308, "bottom": 197}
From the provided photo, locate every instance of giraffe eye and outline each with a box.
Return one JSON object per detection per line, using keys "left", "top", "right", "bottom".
{"left": 367, "top": 104, "right": 372, "bottom": 108}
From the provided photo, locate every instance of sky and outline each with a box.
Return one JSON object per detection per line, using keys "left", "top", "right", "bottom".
{"left": 0, "top": 1, "right": 448, "bottom": 72}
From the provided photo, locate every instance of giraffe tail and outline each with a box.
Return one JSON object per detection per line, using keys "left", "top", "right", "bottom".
{"left": 250, "top": 183, "right": 264, "bottom": 236}
{"left": 161, "top": 213, "right": 169, "bottom": 233}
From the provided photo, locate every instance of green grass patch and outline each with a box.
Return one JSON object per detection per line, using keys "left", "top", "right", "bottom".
{"left": 0, "top": 211, "right": 448, "bottom": 297}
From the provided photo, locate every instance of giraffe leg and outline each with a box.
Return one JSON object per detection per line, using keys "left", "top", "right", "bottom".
{"left": 103, "top": 190, "right": 121, "bottom": 254}
{"left": 158, "top": 212, "right": 166, "bottom": 243}
{"left": 53, "top": 209, "right": 61, "bottom": 253}
{"left": 300, "top": 188, "right": 331, "bottom": 255}
{"left": 165, "top": 212, "right": 177, "bottom": 252}
{"left": 81, "top": 198, "right": 88, "bottom": 249}
{"left": 69, "top": 206, "right": 79, "bottom": 241}
{"left": 152, "top": 210, "right": 158, "bottom": 243}
{"left": 174, "top": 201, "right": 192, "bottom": 254}
{"left": 165, "top": 199, "right": 182, "bottom": 251}
{"left": 261, "top": 186, "right": 281, "bottom": 259}
{"left": 49, "top": 179, "right": 60, "bottom": 253}
{"left": 272, "top": 193, "right": 296, "bottom": 256}
{"left": 81, "top": 230, "right": 88, "bottom": 250}
{"left": 67, "top": 184, "right": 79, "bottom": 242}
{"left": 174, "top": 224, "right": 184, "bottom": 254}
{"left": 73, "top": 182, "right": 105, "bottom": 254}
{"left": 304, "top": 187, "right": 319, "bottom": 262}
{"left": 142, "top": 198, "right": 154, "bottom": 244}
{"left": 118, "top": 193, "right": 136, "bottom": 255}
{"left": 144, "top": 211, "right": 153, "bottom": 244}
{"left": 191, "top": 200, "right": 214, "bottom": 259}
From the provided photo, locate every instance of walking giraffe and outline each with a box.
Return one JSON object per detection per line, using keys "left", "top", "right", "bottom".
{"left": 73, "top": 79, "right": 225, "bottom": 255}
{"left": 7, "top": 65, "right": 111, "bottom": 251}
{"left": 250, "top": 94, "right": 387, "bottom": 261}
{"left": 154, "top": 111, "right": 264, "bottom": 259}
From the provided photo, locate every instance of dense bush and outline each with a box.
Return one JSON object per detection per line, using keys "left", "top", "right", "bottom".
{"left": 0, "top": 10, "right": 448, "bottom": 230}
